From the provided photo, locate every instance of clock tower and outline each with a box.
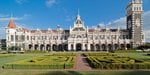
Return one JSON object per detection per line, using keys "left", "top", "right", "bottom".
{"left": 126, "top": 0, "right": 144, "bottom": 48}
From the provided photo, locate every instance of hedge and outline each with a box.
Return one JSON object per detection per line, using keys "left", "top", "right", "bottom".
{"left": 3, "top": 63, "right": 73, "bottom": 69}
{"left": 3, "top": 53, "right": 76, "bottom": 69}
{"left": 85, "top": 53, "right": 150, "bottom": 69}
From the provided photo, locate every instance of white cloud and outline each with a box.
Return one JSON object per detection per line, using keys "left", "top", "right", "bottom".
{"left": 45, "top": 0, "right": 57, "bottom": 8}
{"left": 100, "top": 10, "right": 150, "bottom": 42}
{"left": 0, "top": 14, "right": 30, "bottom": 21}
{"left": 107, "top": 17, "right": 126, "bottom": 29}
{"left": 15, "top": 0, "right": 28, "bottom": 4}
{"left": 143, "top": 11, "right": 150, "bottom": 30}
{"left": 97, "top": 17, "right": 126, "bottom": 29}
{"left": 98, "top": 23, "right": 105, "bottom": 27}
{"left": 0, "top": 22, "right": 30, "bottom": 39}
{"left": 143, "top": 11, "right": 150, "bottom": 42}
{"left": 0, "top": 14, "right": 31, "bottom": 39}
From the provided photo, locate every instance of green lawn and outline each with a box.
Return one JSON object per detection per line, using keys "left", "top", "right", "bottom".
{"left": 3, "top": 53, "right": 76, "bottom": 69}
{"left": 114, "top": 53, "right": 150, "bottom": 61}
{"left": 0, "top": 52, "right": 150, "bottom": 75}
{"left": 0, "top": 70, "right": 150, "bottom": 75}
{"left": 0, "top": 54, "right": 46, "bottom": 68}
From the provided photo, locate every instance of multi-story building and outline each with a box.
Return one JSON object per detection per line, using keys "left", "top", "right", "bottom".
{"left": 6, "top": 0, "right": 145, "bottom": 51}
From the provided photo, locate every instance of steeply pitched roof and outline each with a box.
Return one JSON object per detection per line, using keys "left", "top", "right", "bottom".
{"left": 7, "top": 19, "right": 16, "bottom": 28}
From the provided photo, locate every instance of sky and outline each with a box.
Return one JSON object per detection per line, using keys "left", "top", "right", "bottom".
{"left": 0, "top": 0, "right": 150, "bottom": 42}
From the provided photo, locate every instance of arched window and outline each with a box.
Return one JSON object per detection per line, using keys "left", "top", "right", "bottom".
{"left": 77, "top": 35, "right": 82, "bottom": 38}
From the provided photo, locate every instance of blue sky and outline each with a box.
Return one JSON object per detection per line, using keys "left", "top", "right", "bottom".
{"left": 0, "top": 0, "right": 150, "bottom": 42}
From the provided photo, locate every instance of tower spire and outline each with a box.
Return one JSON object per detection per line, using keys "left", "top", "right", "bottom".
{"left": 78, "top": 9, "right": 80, "bottom": 16}
{"left": 7, "top": 19, "right": 16, "bottom": 28}
{"left": 77, "top": 9, "right": 81, "bottom": 20}
{"left": 73, "top": 9, "right": 85, "bottom": 28}
{"left": 8, "top": 13, "right": 16, "bottom": 28}
{"left": 10, "top": 13, "right": 13, "bottom": 19}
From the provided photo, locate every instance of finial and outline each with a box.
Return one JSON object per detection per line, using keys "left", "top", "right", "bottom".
{"left": 10, "top": 13, "right": 13, "bottom": 19}
{"left": 57, "top": 25, "right": 60, "bottom": 29}
{"left": 78, "top": 8, "right": 80, "bottom": 16}
{"left": 87, "top": 26, "right": 88, "bottom": 30}
{"left": 77, "top": 9, "right": 81, "bottom": 20}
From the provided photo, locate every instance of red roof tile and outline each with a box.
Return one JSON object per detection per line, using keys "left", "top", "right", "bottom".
{"left": 8, "top": 19, "right": 16, "bottom": 28}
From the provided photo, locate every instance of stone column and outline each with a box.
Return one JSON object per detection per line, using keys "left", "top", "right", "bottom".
{"left": 85, "top": 44, "right": 87, "bottom": 51}
{"left": 82, "top": 43, "right": 85, "bottom": 51}
{"left": 44, "top": 44, "right": 46, "bottom": 51}
{"left": 73, "top": 43, "right": 76, "bottom": 51}
{"left": 38, "top": 44, "right": 40, "bottom": 51}
{"left": 124, "top": 43, "right": 127, "bottom": 50}
{"left": 94, "top": 44, "right": 97, "bottom": 51}
{"left": 68, "top": 44, "right": 71, "bottom": 51}
{"left": 50, "top": 44, "right": 53, "bottom": 51}
{"left": 24, "top": 44, "right": 27, "bottom": 51}
{"left": 32, "top": 44, "right": 34, "bottom": 51}
{"left": 93, "top": 44, "right": 95, "bottom": 51}
{"left": 100, "top": 44, "right": 102, "bottom": 51}
{"left": 105, "top": 44, "right": 108, "bottom": 52}
{"left": 112, "top": 44, "right": 115, "bottom": 50}
{"left": 118, "top": 44, "right": 121, "bottom": 50}
{"left": 87, "top": 43, "right": 90, "bottom": 51}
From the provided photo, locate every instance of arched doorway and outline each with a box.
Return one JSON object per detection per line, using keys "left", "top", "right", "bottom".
{"left": 76, "top": 43, "right": 82, "bottom": 51}
{"left": 64, "top": 44, "right": 68, "bottom": 51}
{"left": 90, "top": 44, "right": 94, "bottom": 51}
{"left": 96, "top": 44, "right": 100, "bottom": 51}
{"left": 40, "top": 44, "right": 45, "bottom": 51}
{"left": 29, "top": 44, "right": 32, "bottom": 50}
{"left": 121, "top": 44, "right": 125, "bottom": 50}
{"left": 85, "top": 44, "right": 87, "bottom": 51}
{"left": 127, "top": 44, "right": 131, "bottom": 50}
{"left": 46, "top": 44, "right": 51, "bottom": 51}
{"left": 58, "top": 44, "right": 63, "bottom": 51}
{"left": 71, "top": 44, "right": 74, "bottom": 51}
{"left": 35, "top": 44, "right": 38, "bottom": 50}
{"left": 102, "top": 44, "right": 106, "bottom": 51}
{"left": 52, "top": 44, "right": 57, "bottom": 51}
{"left": 108, "top": 44, "right": 112, "bottom": 50}
{"left": 114, "top": 44, "right": 118, "bottom": 50}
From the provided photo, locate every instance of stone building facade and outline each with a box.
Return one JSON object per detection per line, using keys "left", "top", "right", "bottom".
{"left": 6, "top": 0, "right": 145, "bottom": 51}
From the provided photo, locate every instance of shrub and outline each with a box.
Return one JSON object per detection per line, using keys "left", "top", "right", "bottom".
{"left": 3, "top": 53, "right": 76, "bottom": 69}
{"left": 147, "top": 53, "right": 150, "bottom": 56}
{"left": 128, "top": 59, "right": 135, "bottom": 64}
{"left": 84, "top": 53, "right": 150, "bottom": 70}
{"left": 29, "top": 60, "right": 36, "bottom": 63}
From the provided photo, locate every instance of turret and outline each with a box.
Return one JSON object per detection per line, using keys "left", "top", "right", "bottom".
{"left": 7, "top": 19, "right": 16, "bottom": 29}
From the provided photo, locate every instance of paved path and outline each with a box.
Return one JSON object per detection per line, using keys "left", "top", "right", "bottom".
{"left": 73, "top": 53, "right": 92, "bottom": 71}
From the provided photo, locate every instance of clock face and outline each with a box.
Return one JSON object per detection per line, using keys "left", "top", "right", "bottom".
{"left": 128, "top": 20, "right": 132, "bottom": 28}
{"left": 135, "top": 18, "right": 140, "bottom": 27}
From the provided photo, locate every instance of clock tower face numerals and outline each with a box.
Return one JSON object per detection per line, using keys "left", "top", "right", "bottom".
{"left": 135, "top": 18, "right": 140, "bottom": 27}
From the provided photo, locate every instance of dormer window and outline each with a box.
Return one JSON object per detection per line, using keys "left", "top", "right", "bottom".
{"left": 76, "top": 20, "right": 82, "bottom": 24}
